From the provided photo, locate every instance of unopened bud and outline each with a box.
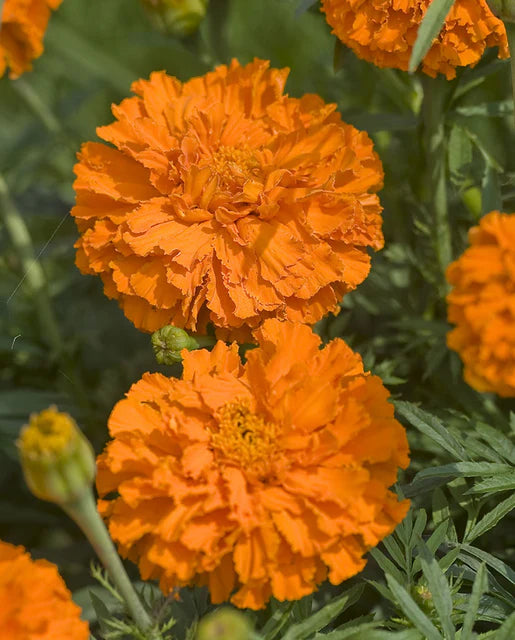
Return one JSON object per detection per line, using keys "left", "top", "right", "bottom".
{"left": 487, "top": 1, "right": 515, "bottom": 21}
{"left": 196, "top": 608, "right": 253, "bottom": 640}
{"left": 17, "top": 407, "right": 95, "bottom": 505}
{"left": 413, "top": 584, "right": 435, "bottom": 614}
{"left": 152, "top": 325, "right": 200, "bottom": 364}
{"left": 142, "top": 0, "right": 209, "bottom": 37}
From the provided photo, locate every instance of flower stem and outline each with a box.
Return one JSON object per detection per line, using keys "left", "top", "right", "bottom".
{"left": 0, "top": 173, "right": 64, "bottom": 355}
{"left": 64, "top": 490, "right": 159, "bottom": 638}
{"left": 506, "top": 22, "right": 515, "bottom": 129}
{"left": 12, "top": 78, "right": 62, "bottom": 135}
{"left": 421, "top": 75, "right": 453, "bottom": 294}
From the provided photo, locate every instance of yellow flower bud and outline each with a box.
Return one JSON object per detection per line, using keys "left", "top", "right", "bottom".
{"left": 196, "top": 608, "right": 254, "bottom": 640}
{"left": 17, "top": 407, "right": 95, "bottom": 505}
{"left": 142, "top": 0, "right": 209, "bottom": 37}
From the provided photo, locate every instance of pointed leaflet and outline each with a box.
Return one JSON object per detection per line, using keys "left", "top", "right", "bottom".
{"left": 409, "top": 0, "right": 455, "bottom": 73}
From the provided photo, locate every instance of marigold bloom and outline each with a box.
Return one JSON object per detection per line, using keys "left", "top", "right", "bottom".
{"left": 447, "top": 211, "right": 515, "bottom": 396}
{"left": 97, "top": 319, "right": 409, "bottom": 609}
{"left": 0, "top": 540, "right": 89, "bottom": 639}
{"left": 72, "top": 59, "right": 384, "bottom": 340}
{"left": 0, "top": 0, "right": 62, "bottom": 79}
{"left": 321, "top": 0, "right": 508, "bottom": 79}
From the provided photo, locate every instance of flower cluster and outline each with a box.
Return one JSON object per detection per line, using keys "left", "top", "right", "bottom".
{"left": 97, "top": 319, "right": 410, "bottom": 609}
{"left": 0, "top": 0, "right": 62, "bottom": 79}
{"left": 447, "top": 211, "right": 515, "bottom": 397}
{"left": 321, "top": 0, "right": 508, "bottom": 79}
{"left": 72, "top": 58, "right": 384, "bottom": 340}
{"left": 0, "top": 539, "right": 89, "bottom": 638}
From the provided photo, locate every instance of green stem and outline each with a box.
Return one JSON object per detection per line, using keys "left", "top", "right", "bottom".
{"left": 421, "top": 75, "right": 452, "bottom": 294}
{"left": 12, "top": 78, "right": 62, "bottom": 135}
{"left": 194, "top": 334, "right": 218, "bottom": 348}
{"left": 64, "top": 490, "right": 159, "bottom": 638}
{"left": 0, "top": 173, "right": 63, "bottom": 355}
{"left": 506, "top": 22, "right": 515, "bottom": 129}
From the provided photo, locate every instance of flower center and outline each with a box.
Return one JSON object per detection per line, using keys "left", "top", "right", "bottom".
{"left": 211, "top": 145, "right": 261, "bottom": 187}
{"left": 19, "top": 407, "right": 75, "bottom": 458}
{"left": 210, "top": 400, "right": 278, "bottom": 478}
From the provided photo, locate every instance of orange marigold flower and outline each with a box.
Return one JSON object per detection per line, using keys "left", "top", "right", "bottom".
{"left": 447, "top": 211, "right": 515, "bottom": 397}
{"left": 0, "top": 539, "right": 89, "bottom": 639}
{"left": 321, "top": 0, "right": 508, "bottom": 79}
{"left": 97, "top": 319, "right": 410, "bottom": 609}
{"left": 72, "top": 59, "right": 384, "bottom": 340}
{"left": 0, "top": 0, "right": 62, "bottom": 79}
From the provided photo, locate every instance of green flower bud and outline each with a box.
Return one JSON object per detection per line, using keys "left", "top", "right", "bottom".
{"left": 152, "top": 325, "right": 200, "bottom": 364}
{"left": 413, "top": 584, "right": 435, "bottom": 614}
{"left": 487, "top": 1, "right": 515, "bottom": 21}
{"left": 142, "top": 0, "right": 209, "bottom": 37}
{"left": 196, "top": 608, "right": 254, "bottom": 640}
{"left": 17, "top": 407, "right": 95, "bottom": 505}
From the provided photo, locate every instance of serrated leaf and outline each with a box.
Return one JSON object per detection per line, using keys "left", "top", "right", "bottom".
{"left": 386, "top": 575, "right": 443, "bottom": 640}
{"left": 474, "top": 423, "right": 515, "bottom": 464}
{"left": 458, "top": 544, "right": 515, "bottom": 586}
{"left": 467, "top": 473, "right": 515, "bottom": 495}
{"left": 395, "top": 403, "right": 468, "bottom": 460}
{"left": 465, "top": 492, "right": 515, "bottom": 543}
{"left": 412, "top": 462, "right": 512, "bottom": 484}
{"left": 461, "top": 563, "right": 488, "bottom": 639}
{"left": 89, "top": 592, "right": 111, "bottom": 636}
{"left": 417, "top": 539, "right": 454, "bottom": 639}
{"left": 281, "top": 585, "right": 363, "bottom": 640}
{"left": 409, "top": 0, "right": 454, "bottom": 73}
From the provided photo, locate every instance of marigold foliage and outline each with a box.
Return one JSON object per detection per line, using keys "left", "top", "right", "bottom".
{"left": 0, "top": 0, "right": 62, "bottom": 79}
{"left": 321, "top": 0, "right": 509, "bottom": 79}
{"left": 97, "top": 319, "right": 409, "bottom": 610}
{"left": 0, "top": 539, "right": 89, "bottom": 639}
{"left": 447, "top": 211, "right": 515, "bottom": 397}
{"left": 72, "top": 59, "right": 384, "bottom": 340}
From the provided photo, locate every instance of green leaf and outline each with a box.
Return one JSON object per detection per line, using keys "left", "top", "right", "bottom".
{"left": 295, "top": 0, "right": 318, "bottom": 17}
{"left": 281, "top": 585, "right": 363, "bottom": 640}
{"left": 412, "top": 462, "right": 512, "bottom": 483}
{"left": 495, "top": 611, "right": 515, "bottom": 640}
{"left": 467, "top": 473, "right": 515, "bottom": 495}
{"left": 453, "top": 100, "right": 513, "bottom": 118}
{"left": 461, "top": 563, "right": 488, "bottom": 639}
{"left": 369, "top": 547, "right": 406, "bottom": 585}
{"left": 448, "top": 125, "right": 472, "bottom": 180}
{"left": 386, "top": 575, "right": 443, "bottom": 640}
{"left": 261, "top": 602, "right": 294, "bottom": 640}
{"left": 481, "top": 162, "right": 502, "bottom": 214}
{"left": 465, "top": 492, "right": 515, "bottom": 542}
{"left": 474, "top": 423, "right": 515, "bottom": 464}
{"left": 408, "top": 0, "right": 454, "bottom": 73}
{"left": 417, "top": 539, "right": 455, "bottom": 639}
{"left": 382, "top": 534, "right": 407, "bottom": 571}
{"left": 88, "top": 592, "right": 112, "bottom": 636}
{"left": 395, "top": 403, "right": 468, "bottom": 460}
{"left": 457, "top": 544, "right": 515, "bottom": 586}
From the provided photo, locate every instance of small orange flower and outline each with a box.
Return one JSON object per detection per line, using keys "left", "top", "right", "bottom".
{"left": 321, "top": 0, "right": 508, "bottom": 79}
{"left": 72, "top": 59, "right": 384, "bottom": 340}
{"left": 97, "top": 319, "right": 409, "bottom": 609}
{"left": 0, "top": 539, "right": 89, "bottom": 639}
{"left": 447, "top": 211, "right": 515, "bottom": 396}
{"left": 0, "top": 0, "right": 62, "bottom": 79}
